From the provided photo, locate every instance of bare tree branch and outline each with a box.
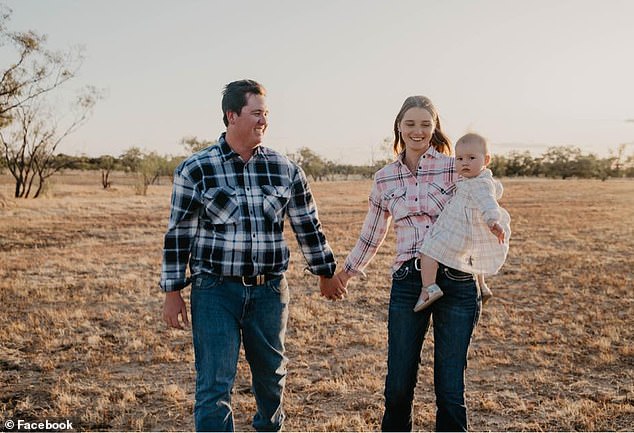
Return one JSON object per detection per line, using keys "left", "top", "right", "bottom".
{"left": 1, "top": 8, "right": 97, "bottom": 198}
{"left": 1, "top": 9, "right": 84, "bottom": 126}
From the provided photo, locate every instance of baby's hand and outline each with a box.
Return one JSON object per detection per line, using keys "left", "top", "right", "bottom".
{"left": 488, "top": 221, "right": 505, "bottom": 244}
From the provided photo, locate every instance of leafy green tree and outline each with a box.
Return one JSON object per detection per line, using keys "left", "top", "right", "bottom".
{"left": 98, "top": 155, "right": 117, "bottom": 188}
{"left": 505, "top": 151, "right": 538, "bottom": 177}
{"left": 120, "top": 148, "right": 184, "bottom": 193}
{"left": 540, "top": 146, "right": 583, "bottom": 179}
{"left": 133, "top": 151, "right": 160, "bottom": 195}
{"left": 181, "top": 136, "right": 217, "bottom": 154}
{"left": 488, "top": 154, "right": 507, "bottom": 177}
{"left": 573, "top": 153, "right": 613, "bottom": 180}
{"left": 160, "top": 155, "right": 185, "bottom": 182}
{"left": 119, "top": 147, "right": 143, "bottom": 173}
{"left": 288, "top": 147, "right": 328, "bottom": 181}
{"left": 609, "top": 143, "right": 633, "bottom": 177}
{"left": 336, "top": 163, "right": 357, "bottom": 180}
{"left": 54, "top": 153, "right": 91, "bottom": 170}
{"left": 133, "top": 152, "right": 186, "bottom": 194}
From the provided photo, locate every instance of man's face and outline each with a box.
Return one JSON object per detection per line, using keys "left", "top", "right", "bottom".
{"left": 227, "top": 93, "right": 269, "bottom": 148}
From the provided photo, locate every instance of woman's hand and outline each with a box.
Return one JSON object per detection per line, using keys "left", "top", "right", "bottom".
{"left": 320, "top": 271, "right": 350, "bottom": 301}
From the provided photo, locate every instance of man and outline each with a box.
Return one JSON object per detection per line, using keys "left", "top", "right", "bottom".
{"left": 161, "top": 79, "right": 345, "bottom": 431}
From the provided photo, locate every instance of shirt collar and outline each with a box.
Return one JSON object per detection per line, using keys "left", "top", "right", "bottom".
{"left": 397, "top": 145, "right": 443, "bottom": 166}
{"left": 424, "top": 146, "right": 443, "bottom": 159}
{"left": 479, "top": 168, "right": 493, "bottom": 178}
{"left": 253, "top": 145, "right": 267, "bottom": 159}
{"left": 218, "top": 133, "right": 267, "bottom": 162}
{"left": 218, "top": 133, "right": 239, "bottom": 162}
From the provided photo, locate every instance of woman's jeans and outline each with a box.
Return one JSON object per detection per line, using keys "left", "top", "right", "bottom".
{"left": 381, "top": 258, "right": 481, "bottom": 432}
{"left": 190, "top": 273, "right": 289, "bottom": 432}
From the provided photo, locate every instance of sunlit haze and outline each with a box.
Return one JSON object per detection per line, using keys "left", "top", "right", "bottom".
{"left": 3, "top": 0, "right": 634, "bottom": 164}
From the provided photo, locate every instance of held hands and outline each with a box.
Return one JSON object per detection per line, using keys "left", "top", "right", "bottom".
{"left": 487, "top": 220, "right": 505, "bottom": 244}
{"left": 320, "top": 271, "right": 350, "bottom": 301}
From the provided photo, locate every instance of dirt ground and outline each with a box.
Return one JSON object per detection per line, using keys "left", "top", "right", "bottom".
{"left": 1, "top": 173, "right": 632, "bottom": 431}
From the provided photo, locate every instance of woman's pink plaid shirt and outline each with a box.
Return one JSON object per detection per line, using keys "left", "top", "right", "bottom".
{"left": 343, "top": 146, "right": 456, "bottom": 276}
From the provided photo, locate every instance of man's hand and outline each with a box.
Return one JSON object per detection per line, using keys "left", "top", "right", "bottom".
{"left": 488, "top": 220, "right": 505, "bottom": 244}
{"left": 163, "top": 291, "right": 189, "bottom": 329}
{"left": 320, "top": 273, "right": 348, "bottom": 301}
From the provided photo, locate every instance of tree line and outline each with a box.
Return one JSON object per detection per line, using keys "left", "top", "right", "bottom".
{"left": 488, "top": 144, "right": 634, "bottom": 180}
{"left": 2, "top": 141, "right": 631, "bottom": 197}
{"left": 287, "top": 144, "right": 634, "bottom": 181}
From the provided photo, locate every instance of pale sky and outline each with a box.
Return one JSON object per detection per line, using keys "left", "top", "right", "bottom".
{"left": 3, "top": 0, "right": 634, "bottom": 165}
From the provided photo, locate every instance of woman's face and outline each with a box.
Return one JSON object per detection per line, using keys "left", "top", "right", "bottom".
{"left": 399, "top": 107, "right": 435, "bottom": 154}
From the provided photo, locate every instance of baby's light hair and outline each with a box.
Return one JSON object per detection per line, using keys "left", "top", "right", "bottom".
{"left": 456, "top": 133, "right": 489, "bottom": 156}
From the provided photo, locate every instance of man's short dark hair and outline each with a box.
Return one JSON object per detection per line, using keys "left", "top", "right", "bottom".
{"left": 222, "top": 79, "right": 267, "bottom": 126}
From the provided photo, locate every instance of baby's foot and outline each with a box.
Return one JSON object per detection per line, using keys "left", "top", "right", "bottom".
{"left": 414, "top": 283, "right": 444, "bottom": 312}
{"left": 481, "top": 283, "right": 493, "bottom": 304}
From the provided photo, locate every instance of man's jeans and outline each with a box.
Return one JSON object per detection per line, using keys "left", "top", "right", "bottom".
{"left": 190, "top": 274, "right": 289, "bottom": 432}
{"left": 381, "top": 259, "right": 481, "bottom": 432}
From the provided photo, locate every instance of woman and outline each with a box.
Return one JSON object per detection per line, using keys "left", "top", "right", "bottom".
{"left": 328, "top": 96, "right": 481, "bottom": 431}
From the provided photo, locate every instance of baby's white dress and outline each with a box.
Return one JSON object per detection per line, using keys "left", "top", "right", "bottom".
{"left": 420, "top": 169, "right": 511, "bottom": 275}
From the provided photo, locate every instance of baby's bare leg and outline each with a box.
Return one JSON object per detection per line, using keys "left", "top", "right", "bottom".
{"left": 477, "top": 274, "right": 493, "bottom": 303}
{"left": 414, "top": 255, "right": 443, "bottom": 312}
{"left": 421, "top": 254, "right": 439, "bottom": 288}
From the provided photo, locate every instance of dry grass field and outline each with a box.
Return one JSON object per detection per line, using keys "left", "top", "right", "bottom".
{"left": 1, "top": 172, "right": 633, "bottom": 431}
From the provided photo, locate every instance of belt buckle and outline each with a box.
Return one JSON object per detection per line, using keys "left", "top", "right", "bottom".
{"left": 241, "top": 275, "right": 265, "bottom": 286}
{"left": 414, "top": 258, "right": 422, "bottom": 271}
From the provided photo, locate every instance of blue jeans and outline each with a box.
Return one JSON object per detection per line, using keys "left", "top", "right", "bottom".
{"left": 381, "top": 259, "right": 480, "bottom": 432}
{"left": 190, "top": 273, "right": 289, "bottom": 432}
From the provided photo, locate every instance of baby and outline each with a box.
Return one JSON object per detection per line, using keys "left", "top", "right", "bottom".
{"left": 414, "top": 133, "right": 511, "bottom": 311}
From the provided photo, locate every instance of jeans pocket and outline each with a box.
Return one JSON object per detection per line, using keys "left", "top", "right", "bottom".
{"left": 192, "top": 274, "right": 222, "bottom": 291}
{"left": 267, "top": 276, "right": 290, "bottom": 303}
{"left": 392, "top": 263, "right": 411, "bottom": 281}
{"left": 442, "top": 267, "right": 474, "bottom": 282}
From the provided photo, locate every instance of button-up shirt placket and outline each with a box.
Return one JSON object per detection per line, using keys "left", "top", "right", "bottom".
{"left": 343, "top": 147, "right": 455, "bottom": 276}
{"left": 243, "top": 156, "right": 260, "bottom": 275}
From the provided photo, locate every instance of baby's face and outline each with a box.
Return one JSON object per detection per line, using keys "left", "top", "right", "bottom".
{"left": 455, "top": 141, "right": 489, "bottom": 178}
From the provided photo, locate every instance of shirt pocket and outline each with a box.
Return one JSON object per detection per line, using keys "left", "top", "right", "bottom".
{"left": 202, "top": 186, "right": 239, "bottom": 225}
{"left": 262, "top": 184, "right": 291, "bottom": 223}
{"left": 383, "top": 187, "right": 409, "bottom": 221}
{"left": 427, "top": 181, "right": 454, "bottom": 212}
